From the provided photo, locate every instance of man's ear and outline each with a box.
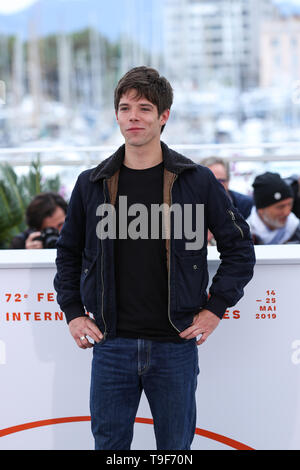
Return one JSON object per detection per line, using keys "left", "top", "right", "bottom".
{"left": 159, "top": 109, "right": 170, "bottom": 127}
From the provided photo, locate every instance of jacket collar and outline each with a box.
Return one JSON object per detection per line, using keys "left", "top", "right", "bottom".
{"left": 89, "top": 141, "right": 197, "bottom": 182}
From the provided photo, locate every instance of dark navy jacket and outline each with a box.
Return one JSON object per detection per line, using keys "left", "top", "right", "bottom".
{"left": 54, "top": 142, "right": 255, "bottom": 339}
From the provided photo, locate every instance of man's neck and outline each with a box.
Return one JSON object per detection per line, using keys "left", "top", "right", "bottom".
{"left": 123, "top": 140, "right": 163, "bottom": 170}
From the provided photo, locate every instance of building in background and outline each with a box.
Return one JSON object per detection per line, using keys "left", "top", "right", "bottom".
{"left": 163, "top": 0, "right": 276, "bottom": 91}
{"left": 260, "top": 12, "right": 300, "bottom": 88}
{"left": 1, "top": 0, "right": 300, "bottom": 149}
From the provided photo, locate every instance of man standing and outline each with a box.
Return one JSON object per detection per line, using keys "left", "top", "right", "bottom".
{"left": 247, "top": 172, "right": 300, "bottom": 244}
{"left": 54, "top": 66, "right": 255, "bottom": 450}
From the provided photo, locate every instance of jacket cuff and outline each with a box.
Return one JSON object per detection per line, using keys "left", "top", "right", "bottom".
{"left": 62, "top": 302, "right": 86, "bottom": 324}
{"left": 204, "top": 295, "right": 228, "bottom": 319}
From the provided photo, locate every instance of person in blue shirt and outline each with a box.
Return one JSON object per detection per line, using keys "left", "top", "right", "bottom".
{"left": 201, "top": 156, "right": 253, "bottom": 219}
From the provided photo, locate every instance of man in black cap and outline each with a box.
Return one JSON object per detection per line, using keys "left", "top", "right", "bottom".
{"left": 247, "top": 171, "right": 300, "bottom": 244}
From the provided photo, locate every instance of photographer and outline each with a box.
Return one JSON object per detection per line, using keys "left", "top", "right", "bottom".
{"left": 10, "top": 192, "right": 67, "bottom": 249}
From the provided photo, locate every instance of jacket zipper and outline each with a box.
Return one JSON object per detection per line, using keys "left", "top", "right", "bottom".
{"left": 100, "top": 179, "right": 108, "bottom": 339}
{"left": 228, "top": 209, "right": 244, "bottom": 239}
{"left": 168, "top": 174, "right": 181, "bottom": 333}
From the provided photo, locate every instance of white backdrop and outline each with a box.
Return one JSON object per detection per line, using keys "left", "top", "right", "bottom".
{"left": 0, "top": 246, "right": 300, "bottom": 450}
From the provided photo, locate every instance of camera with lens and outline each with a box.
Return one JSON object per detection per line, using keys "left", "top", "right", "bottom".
{"left": 33, "top": 227, "right": 60, "bottom": 248}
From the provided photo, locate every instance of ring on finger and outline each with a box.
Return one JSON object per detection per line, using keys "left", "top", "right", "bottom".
{"left": 80, "top": 335, "right": 86, "bottom": 341}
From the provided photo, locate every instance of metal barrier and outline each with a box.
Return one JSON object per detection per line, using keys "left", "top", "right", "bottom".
{"left": 0, "top": 142, "right": 300, "bottom": 166}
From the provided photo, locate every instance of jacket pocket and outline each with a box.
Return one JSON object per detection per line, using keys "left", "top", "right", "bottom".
{"left": 80, "top": 248, "right": 98, "bottom": 313}
{"left": 175, "top": 251, "right": 208, "bottom": 312}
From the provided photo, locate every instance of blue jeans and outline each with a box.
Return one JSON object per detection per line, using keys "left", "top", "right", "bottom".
{"left": 90, "top": 337, "right": 199, "bottom": 450}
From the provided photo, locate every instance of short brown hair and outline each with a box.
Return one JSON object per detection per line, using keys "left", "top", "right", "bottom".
{"left": 114, "top": 66, "right": 173, "bottom": 133}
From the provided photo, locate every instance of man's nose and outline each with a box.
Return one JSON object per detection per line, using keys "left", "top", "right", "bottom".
{"left": 129, "top": 109, "right": 139, "bottom": 120}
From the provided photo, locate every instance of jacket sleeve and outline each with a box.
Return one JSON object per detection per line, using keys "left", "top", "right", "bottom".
{"left": 204, "top": 169, "right": 256, "bottom": 318}
{"left": 53, "top": 172, "right": 87, "bottom": 324}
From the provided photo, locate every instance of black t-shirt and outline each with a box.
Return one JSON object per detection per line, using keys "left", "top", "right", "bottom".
{"left": 114, "top": 161, "right": 183, "bottom": 342}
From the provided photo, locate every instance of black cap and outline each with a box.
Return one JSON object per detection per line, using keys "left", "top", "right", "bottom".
{"left": 252, "top": 172, "right": 293, "bottom": 209}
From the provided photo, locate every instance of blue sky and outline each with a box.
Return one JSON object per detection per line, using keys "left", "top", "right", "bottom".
{"left": 2, "top": 0, "right": 300, "bottom": 15}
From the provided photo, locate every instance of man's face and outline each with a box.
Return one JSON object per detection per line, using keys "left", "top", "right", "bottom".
{"left": 41, "top": 206, "right": 66, "bottom": 232}
{"left": 208, "top": 163, "right": 229, "bottom": 192}
{"left": 116, "top": 90, "right": 169, "bottom": 147}
{"left": 258, "top": 198, "right": 293, "bottom": 229}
